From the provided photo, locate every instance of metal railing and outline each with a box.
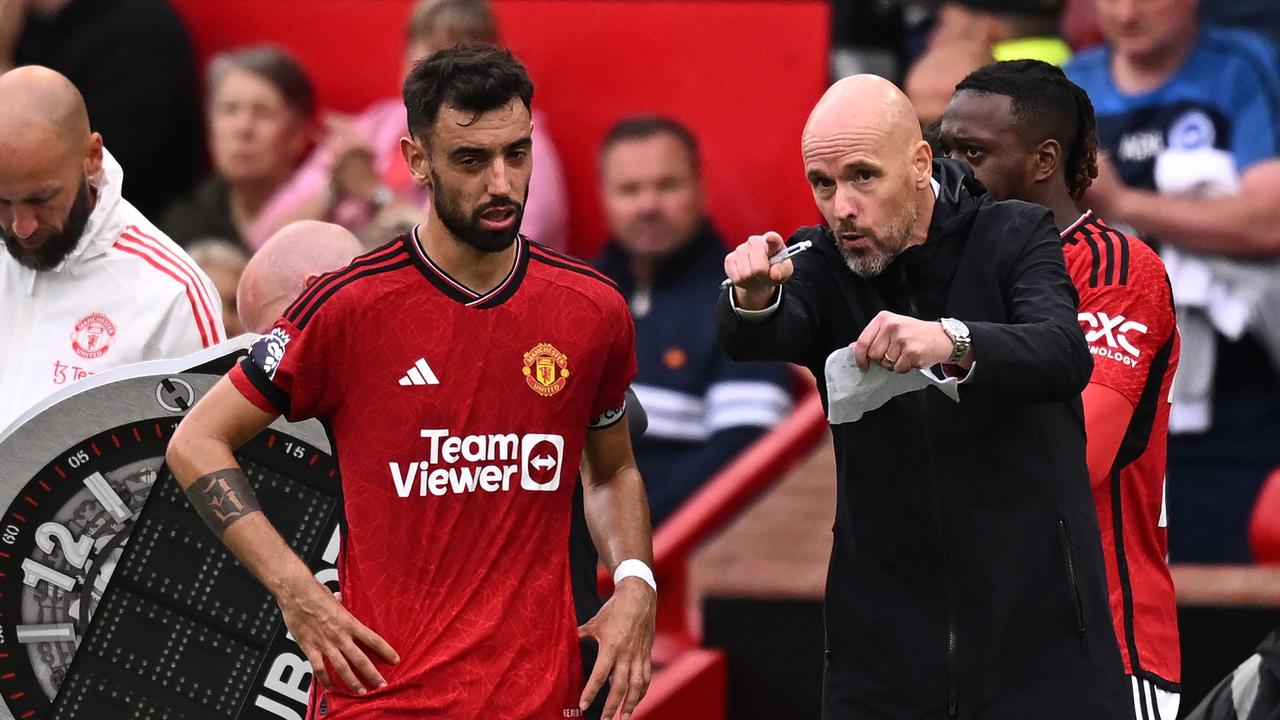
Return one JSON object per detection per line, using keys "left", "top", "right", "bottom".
{"left": 625, "top": 391, "right": 830, "bottom": 658}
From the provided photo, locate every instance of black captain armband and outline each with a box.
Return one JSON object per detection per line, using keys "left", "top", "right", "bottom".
{"left": 589, "top": 401, "right": 627, "bottom": 430}
{"left": 185, "top": 467, "right": 263, "bottom": 537}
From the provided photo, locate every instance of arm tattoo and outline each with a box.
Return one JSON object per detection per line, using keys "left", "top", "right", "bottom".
{"left": 185, "top": 468, "right": 263, "bottom": 537}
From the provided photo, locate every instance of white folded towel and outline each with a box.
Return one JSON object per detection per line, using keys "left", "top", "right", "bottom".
{"left": 1154, "top": 146, "right": 1280, "bottom": 432}
{"left": 823, "top": 346, "right": 960, "bottom": 424}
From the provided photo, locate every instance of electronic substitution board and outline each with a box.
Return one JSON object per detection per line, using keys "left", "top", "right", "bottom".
{"left": 0, "top": 339, "right": 344, "bottom": 720}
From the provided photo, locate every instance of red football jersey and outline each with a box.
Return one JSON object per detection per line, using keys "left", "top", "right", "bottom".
{"left": 1061, "top": 211, "right": 1181, "bottom": 687}
{"left": 229, "top": 231, "right": 636, "bottom": 718}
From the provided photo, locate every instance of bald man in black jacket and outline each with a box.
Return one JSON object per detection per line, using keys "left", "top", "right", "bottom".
{"left": 719, "top": 75, "right": 1132, "bottom": 719}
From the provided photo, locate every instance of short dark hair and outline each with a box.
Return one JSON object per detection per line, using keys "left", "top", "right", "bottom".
{"left": 208, "top": 45, "right": 316, "bottom": 120}
{"left": 954, "top": 59, "right": 1098, "bottom": 200}
{"left": 600, "top": 115, "right": 700, "bottom": 170}
{"left": 402, "top": 44, "right": 534, "bottom": 142}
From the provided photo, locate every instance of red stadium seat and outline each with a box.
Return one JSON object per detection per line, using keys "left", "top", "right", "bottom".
{"left": 1248, "top": 468, "right": 1280, "bottom": 563}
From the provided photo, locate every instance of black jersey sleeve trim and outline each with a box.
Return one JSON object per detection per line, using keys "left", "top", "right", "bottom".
{"left": 237, "top": 356, "right": 292, "bottom": 417}
{"left": 1134, "top": 669, "right": 1181, "bottom": 694}
{"left": 1106, "top": 331, "right": 1176, "bottom": 681}
{"left": 1109, "top": 465, "right": 1143, "bottom": 679}
{"left": 1114, "top": 332, "right": 1176, "bottom": 469}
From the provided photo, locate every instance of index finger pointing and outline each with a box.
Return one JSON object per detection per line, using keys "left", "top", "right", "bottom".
{"left": 762, "top": 231, "right": 786, "bottom": 255}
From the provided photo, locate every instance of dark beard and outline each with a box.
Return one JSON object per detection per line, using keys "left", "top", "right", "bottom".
{"left": 2, "top": 180, "right": 93, "bottom": 271}
{"left": 430, "top": 169, "right": 527, "bottom": 254}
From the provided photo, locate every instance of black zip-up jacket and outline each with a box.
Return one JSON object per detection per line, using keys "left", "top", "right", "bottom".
{"left": 717, "top": 160, "right": 1133, "bottom": 719}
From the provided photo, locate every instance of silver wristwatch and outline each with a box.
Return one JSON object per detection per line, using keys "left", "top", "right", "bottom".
{"left": 940, "top": 318, "right": 970, "bottom": 364}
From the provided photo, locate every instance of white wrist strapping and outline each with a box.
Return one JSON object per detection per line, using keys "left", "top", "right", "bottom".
{"left": 613, "top": 559, "right": 657, "bottom": 592}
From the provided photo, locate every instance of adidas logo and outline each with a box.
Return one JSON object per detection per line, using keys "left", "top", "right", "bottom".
{"left": 399, "top": 358, "right": 440, "bottom": 386}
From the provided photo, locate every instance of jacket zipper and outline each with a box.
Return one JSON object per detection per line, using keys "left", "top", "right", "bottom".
{"left": 900, "top": 264, "right": 960, "bottom": 718}
{"left": 1058, "top": 519, "right": 1089, "bottom": 646}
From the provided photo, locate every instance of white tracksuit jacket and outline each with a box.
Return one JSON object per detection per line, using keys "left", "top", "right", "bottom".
{"left": 0, "top": 149, "right": 225, "bottom": 431}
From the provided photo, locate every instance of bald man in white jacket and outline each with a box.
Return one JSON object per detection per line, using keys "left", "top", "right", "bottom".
{"left": 0, "top": 67, "right": 224, "bottom": 430}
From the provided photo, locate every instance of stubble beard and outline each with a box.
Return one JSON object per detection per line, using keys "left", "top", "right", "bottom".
{"left": 836, "top": 200, "right": 919, "bottom": 279}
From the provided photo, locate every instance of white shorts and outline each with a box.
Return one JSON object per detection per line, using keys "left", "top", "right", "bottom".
{"left": 1131, "top": 674, "right": 1180, "bottom": 720}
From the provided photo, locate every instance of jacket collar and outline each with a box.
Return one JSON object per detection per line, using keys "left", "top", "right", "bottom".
{"left": 886, "top": 160, "right": 985, "bottom": 269}
{"left": 52, "top": 147, "right": 126, "bottom": 274}
{"left": 925, "top": 158, "right": 987, "bottom": 241}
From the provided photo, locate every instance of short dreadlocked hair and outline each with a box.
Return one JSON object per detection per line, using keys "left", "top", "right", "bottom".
{"left": 954, "top": 59, "right": 1099, "bottom": 201}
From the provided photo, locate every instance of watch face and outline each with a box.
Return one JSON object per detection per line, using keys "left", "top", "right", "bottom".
{"left": 0, "top": 423, "right": 165, "bottom": 715}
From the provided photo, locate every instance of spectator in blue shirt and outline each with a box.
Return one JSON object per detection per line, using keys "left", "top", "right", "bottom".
{"left": 1067, "top": 0, "right": 1280, "bottom": 562}
{"left": 1200, "top": 2, "right": 1280, "bottom": 49}
{"left": 594, "top": 116, "right": 793, "bottom": 526}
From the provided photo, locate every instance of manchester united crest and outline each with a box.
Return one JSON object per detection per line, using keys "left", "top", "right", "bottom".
{"left": 522, "top": 342, "right": 569, "bottom": 397}
{"left": 70, "top": 312, "right": 117, "bottom": 359}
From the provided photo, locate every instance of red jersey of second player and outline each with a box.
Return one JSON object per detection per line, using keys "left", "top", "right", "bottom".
{"left": 1061, "top": 211, "right": 1181, "bottom": 689}
{"left": 229, "top": 231, "right": 636, "bottom": 718}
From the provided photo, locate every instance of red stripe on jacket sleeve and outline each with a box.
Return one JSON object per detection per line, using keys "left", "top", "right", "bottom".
{"left": 112, "top": 239, "right": 214, "bottom": 347}
{"left": 121, "top": 226, "right": 223, "bottom": 343}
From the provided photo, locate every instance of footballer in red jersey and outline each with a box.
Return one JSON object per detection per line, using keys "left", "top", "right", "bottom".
{"left": 167, "top": 46, "right": 656, "bottom": 720}
{"left": 941, "top": 60, "right": 1182, "bottom": 719}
